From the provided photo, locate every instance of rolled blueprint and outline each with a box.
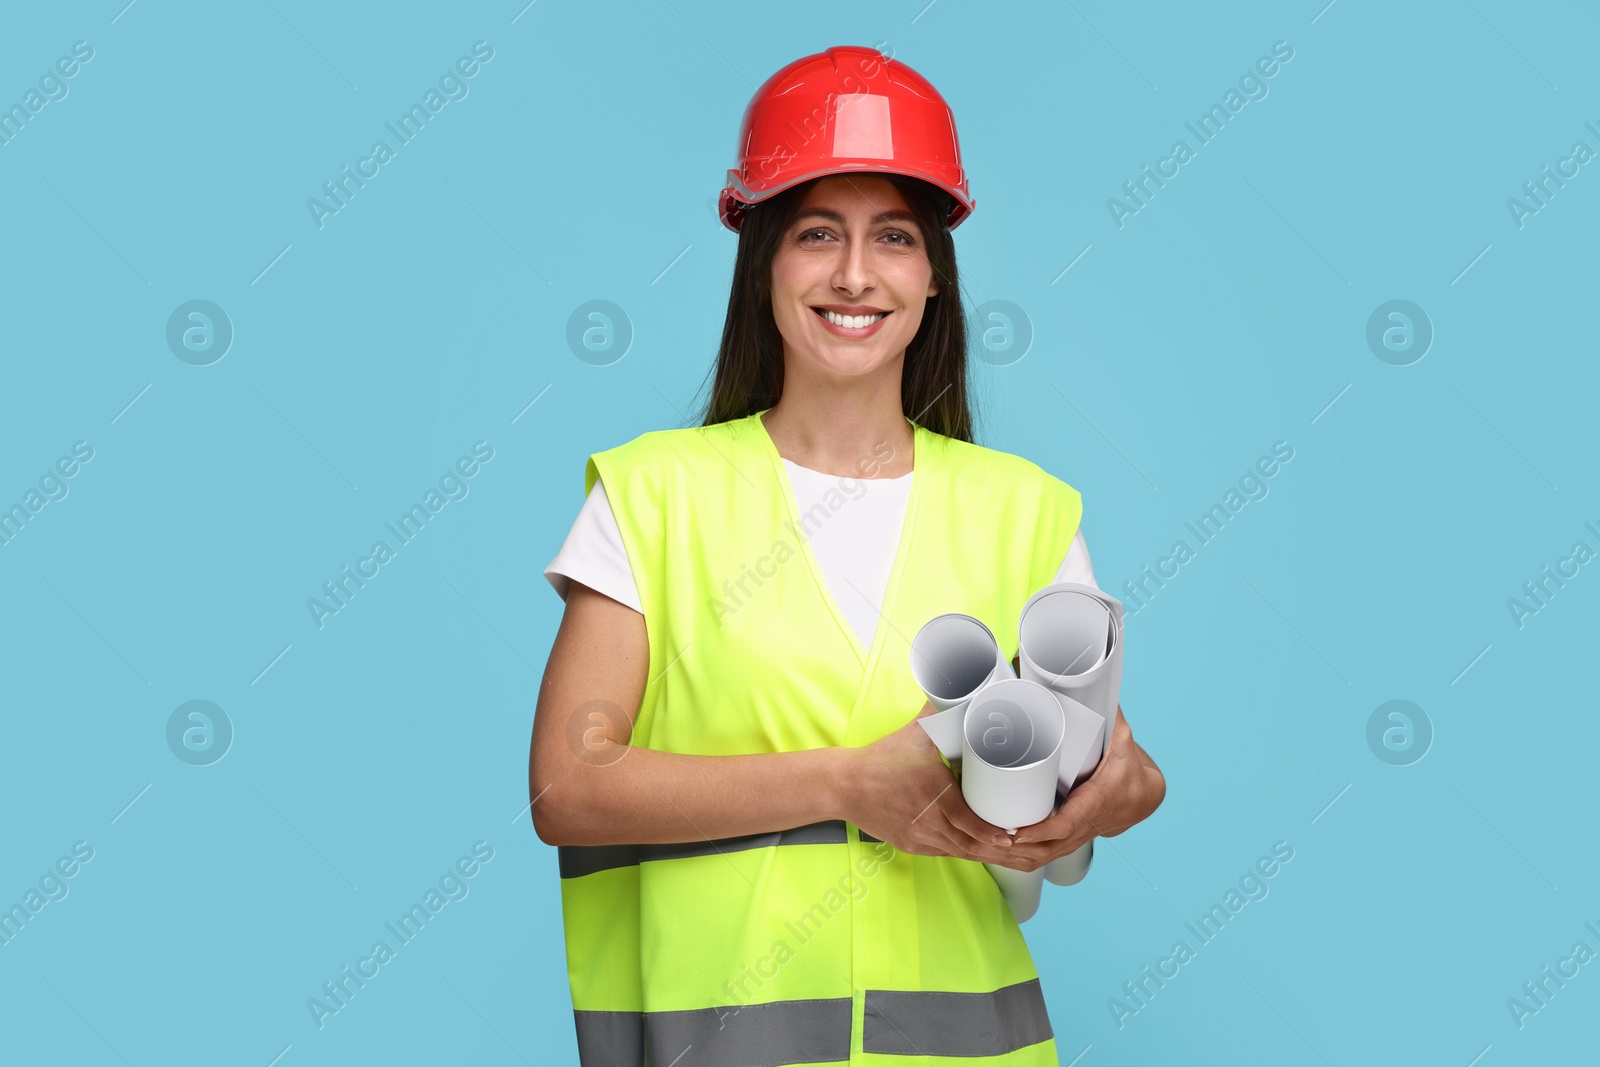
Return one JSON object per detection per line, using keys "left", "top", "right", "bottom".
{"left": 1016, "top": 583, "right": 1126, "bottom": 886}
{"left": 911, "top": 613, "right": 1014, "bottom": 763}
{"left": 959, "top": 679, "right": 1066, "bottom": 923}
{"left": 1017, "top": 583, "right": 1124, "bottom": 782}
{"left": 908, "top": 586, "right": 1128, "bottom": 911}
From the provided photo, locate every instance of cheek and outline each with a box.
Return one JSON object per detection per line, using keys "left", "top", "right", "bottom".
{"left": 887, "top": 259, "right": 935, "bottom": 304}
{"left": 772, "top": 302, "right": 820, "bottom": 352}
{"left": 769, "top": 245, "right": 822, "bottom": 290}
{"left": 889, "top": 307, "right": 926, "bottom": 343}
{"left": 886, "top": 279, "right": 930, "bottom": 334}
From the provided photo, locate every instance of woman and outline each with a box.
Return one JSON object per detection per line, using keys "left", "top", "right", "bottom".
{"left": 532, "top": 45, "right": 1165, "bottom": 1066}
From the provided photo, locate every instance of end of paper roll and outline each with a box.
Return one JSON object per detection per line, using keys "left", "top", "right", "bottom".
{"left": 987, "top": 863, "right": 1045, "bottom": 923}
{"left": 1042, "top": 840, "right": 1094, "bottom": 886}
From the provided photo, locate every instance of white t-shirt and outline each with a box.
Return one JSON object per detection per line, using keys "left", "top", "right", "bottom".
{"left": 544, "top": 459, "right": 1099, "bottom": 650}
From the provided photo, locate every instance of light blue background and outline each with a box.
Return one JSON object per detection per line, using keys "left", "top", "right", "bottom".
{"left": 2, "top": 1, "right": 1595, "bottom": 1064}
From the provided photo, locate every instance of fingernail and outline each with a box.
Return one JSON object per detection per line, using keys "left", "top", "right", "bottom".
{"left": 993, "top": 836, "right": 1011, "bottom": 847}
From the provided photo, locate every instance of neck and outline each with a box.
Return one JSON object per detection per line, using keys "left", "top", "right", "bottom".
{"left": 760, "top": 381, "right": 914, "bottom": 479}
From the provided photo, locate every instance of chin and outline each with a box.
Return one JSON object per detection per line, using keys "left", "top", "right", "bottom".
{"left": 813, "top": 350, "right": 902, "bottom": 378}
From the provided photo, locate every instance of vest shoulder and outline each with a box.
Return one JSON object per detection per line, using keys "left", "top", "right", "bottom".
{"left": 937, "top": 434, "right": 1082, "bottom": 506}
{"left": 585, "top": 420, "right": 753, "bottom": 495}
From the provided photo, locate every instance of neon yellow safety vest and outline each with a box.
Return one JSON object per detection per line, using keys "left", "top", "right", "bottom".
{"left": 558, "top": 407, "right": 1084, "bottom": 1066}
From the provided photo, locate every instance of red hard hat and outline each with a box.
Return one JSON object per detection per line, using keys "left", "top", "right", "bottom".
{"left": 718, "top": 45, "right": 975, "bottom": 234}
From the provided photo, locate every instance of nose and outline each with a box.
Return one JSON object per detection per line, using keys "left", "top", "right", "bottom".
{"left": 831, "top": 230, "right": 875, "bottom": 297}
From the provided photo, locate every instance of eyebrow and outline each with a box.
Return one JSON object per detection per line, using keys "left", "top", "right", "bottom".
{"left": 793, "top": 208, "right": 919, "bottom": 226}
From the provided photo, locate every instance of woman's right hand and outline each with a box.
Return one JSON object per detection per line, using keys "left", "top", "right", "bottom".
{"left": 839, "top": 699, "right": 1019, "bottom": 864}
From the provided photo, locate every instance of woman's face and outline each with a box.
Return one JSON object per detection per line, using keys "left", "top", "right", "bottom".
{"left": 769, "top": 175, "right": 939, "bottom": 385}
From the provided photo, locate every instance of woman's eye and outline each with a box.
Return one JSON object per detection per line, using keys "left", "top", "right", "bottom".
{"left": 797, "top": 228, "right": 916, "bottom": 245}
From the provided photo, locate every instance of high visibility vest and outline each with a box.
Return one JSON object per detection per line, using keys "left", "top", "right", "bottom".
{"left": 558, "top": 407, "right": 1084, "bottom": 1065}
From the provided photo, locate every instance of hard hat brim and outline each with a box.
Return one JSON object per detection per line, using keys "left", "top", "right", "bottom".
{"left": 719, "top": 166, "right": 974, "bottom": 234}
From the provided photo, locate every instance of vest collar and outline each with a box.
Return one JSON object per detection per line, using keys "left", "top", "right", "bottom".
{"left": 745, "top": 407, "right": 932, "bottom": 674}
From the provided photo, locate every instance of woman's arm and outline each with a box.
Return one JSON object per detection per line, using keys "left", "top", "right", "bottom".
{"left": 529, "top": 580, "right": 1022, "bottom": 863}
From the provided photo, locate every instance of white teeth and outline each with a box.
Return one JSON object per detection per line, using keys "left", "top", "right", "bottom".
{"left": 820, "top": 309, "right": 886, "bottom": 329}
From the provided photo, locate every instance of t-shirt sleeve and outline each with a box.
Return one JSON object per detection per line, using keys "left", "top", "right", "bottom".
{"left": 542, "top": 477, "right": 644, "bottom": 614}
{"left": 1051, "top": 529, "right": 1099, "bottom": 591}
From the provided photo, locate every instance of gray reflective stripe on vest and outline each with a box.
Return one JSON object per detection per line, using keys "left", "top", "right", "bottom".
{"left": 862, "top": 979, "right": 1054, "bottom": 1057}
{"left": 645, "top": 996, "right": 852, "bottom": 1066}
{"left": 573, "top": 1010, "right": 642, "bottom": 1064}
{"left": 559, "top": 820, "right": 850, "bottom": 879}
{"left": 559, "top": 843, "right": 640, "bottom": 879}
{"left": 576, "top": 984, "right": 1050, "bottom": 1064}
{"left": 574, "top": 999, "right": 851, "bottom": 1067}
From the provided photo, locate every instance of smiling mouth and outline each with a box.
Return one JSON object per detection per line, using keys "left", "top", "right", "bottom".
{"left": 812, "top": 307, "right": 890, "bottom": 329}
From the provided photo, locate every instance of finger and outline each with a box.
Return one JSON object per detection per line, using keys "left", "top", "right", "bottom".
{"left": 1005, "top": 812, "right": 1091, "bottom": 855}
{"left": 908, "top": 786, "right": 983, "bottom": 858}
{"left": 925, "top": 819, "right": 987, "bottom": 860}
{"left": 1012, "top": 791, "right": 1093, "bottom": 846}
{"left": 999, "top": 833, "right": 1091, "bottom": 871}
{"left": 1010, "top": 791, "right": 1083, "bottom": 844}
{"left": 1005, "top": 827, "right": 1092, "bottom": 867}
{"left": 939, "top": 795, "right": 1013, "bottom": 850}
{"left": 982, "top": 835, "right": 1055, "bottom": 869}
{"left": 890, "top": 823, "right": 961, "bottom": 859}
{"left": 904, "top": 808, "right": 1001, "bottom": 863}
{"left": 987, "top": 849, "right": 1054, "bottom": 873}
{"left": 939, "top": 812, "right": 1048, "bottom": 865}
{"left": 920, "top": 807, "right": 968, "bottom": 848}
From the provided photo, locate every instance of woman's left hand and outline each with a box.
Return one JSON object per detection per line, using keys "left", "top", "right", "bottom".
{"left": 988, "top": 705, "right": 1165, "bottom": 872}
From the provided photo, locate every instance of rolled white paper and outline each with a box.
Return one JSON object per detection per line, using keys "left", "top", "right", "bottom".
{"left": 960, "top": 679, "right": 1066, "bottom": 828}
{"left": 905, "top": 583, "right": 1128, "bottom": 913}
{"left": 1042, "top": 840, "right": 1093, "bottom": 886}
{"left": 1015, "top": 583, "right": 1125, "bottom": 886}
{"left": 1049, "top": 690, "right": 1108, "bottom": 799}
{"left": 1017, "top": 583, "right": 1124, "bottom": 785}
{"left": 987, "top": 863, "right": 1047, "bottom": 924}
{"left": 960, "top": 679, "right": 1067, "bottom": 923}
{"left": 911, "top": 613, "right": 1014, "bottom": 762}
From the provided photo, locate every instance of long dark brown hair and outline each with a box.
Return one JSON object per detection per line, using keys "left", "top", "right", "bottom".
{"left": 692, "top": 174, "right": 973, "bottom": 442}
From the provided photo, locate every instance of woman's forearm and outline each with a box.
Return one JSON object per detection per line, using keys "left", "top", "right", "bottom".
{"left": 531, "top": 584, "right": 867, "bottom": 848}
{"left": 531, "top": 741, "right": 854, "bottom": 847}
